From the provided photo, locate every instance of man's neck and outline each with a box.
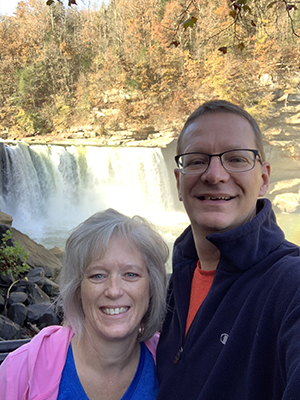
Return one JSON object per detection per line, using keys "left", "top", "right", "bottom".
{"left": 191, "top": 226, "right": 220, "bottom": 271}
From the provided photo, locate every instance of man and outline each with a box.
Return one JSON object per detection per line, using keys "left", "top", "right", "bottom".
{"left": 156, "top": 100, "right": 300, "bottom": 400}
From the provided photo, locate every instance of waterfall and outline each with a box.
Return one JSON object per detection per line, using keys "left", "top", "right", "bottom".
{"left": 0, "top": 142, "right": 189, "bottom": 257}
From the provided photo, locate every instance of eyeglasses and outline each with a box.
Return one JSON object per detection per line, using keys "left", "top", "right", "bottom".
{"left": 175, "top": 149, "right": 261, "bottom": 175}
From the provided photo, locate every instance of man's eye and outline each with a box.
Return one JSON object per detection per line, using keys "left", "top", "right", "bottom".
{"left": 228, "top": 157, "right": 248, "bottom": 164}
{"left": 186, "top": 158, "right": 207, "bottom": 166}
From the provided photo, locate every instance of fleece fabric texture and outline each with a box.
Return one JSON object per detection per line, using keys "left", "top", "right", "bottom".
{"left": 0, "top": 325, "right": 159, "bottom": 400}
{"left": 156, "top": 198, "right": 300, "bottom": 400}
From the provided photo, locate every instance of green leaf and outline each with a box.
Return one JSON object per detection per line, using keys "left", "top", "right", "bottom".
{"left": 183, "top": 16, "right": 198, "bottom": 30}
{"left": 267, "top": 1, "right": 277, "bottom": 8}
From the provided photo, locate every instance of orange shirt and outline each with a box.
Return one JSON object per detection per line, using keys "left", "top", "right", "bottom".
{"left": 185, "top": 260, "right": 215, "bottom": 335}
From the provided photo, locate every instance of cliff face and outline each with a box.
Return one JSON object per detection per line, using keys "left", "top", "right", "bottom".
{"left": 263, "top": 93, "right": 300, "bottom": 213}
{"left": 2, "top": 88, "right": 300, "bottom": 214}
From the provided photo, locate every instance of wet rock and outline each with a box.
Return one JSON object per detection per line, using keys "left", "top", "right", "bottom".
{"left": 0, "top": 315, "right": 21, "bottom": 340}
{"left": 0, "top": 272, "right": 14, "bottom": 287}
{"left": 7, "top": 291, "right": 28, "bottom": 307}
{"left": 27, "top": 303, "right": 59, "bottom": 329}
{"left": 0, "top": 212, "right": 12, "bottom": 227}
{"left": 0, "top": 222, "right": 63, "bottom": 340}
{"left": 7, "top": 303, "right": 28, "bottom": 327}
{"left": 43, "top": 278, "right": 60, "bottom": 297}
{"left": 24, "top": 267, "right": 45, "bottom": 288}
{"left": 26, "top": 283, "right": 50, "bottom": 305}
{"left": 10, "top": 227, "right": 62, "bottom": 279}
{"left": 48, "top": 247, "right": 65, "bottom": 263}
{"left": 0, "top": 294, "right": 5, "bottom": 313}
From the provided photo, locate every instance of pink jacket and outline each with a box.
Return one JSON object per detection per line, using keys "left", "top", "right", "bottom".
{"left": 0, "top": 325, "right": 159, "bottom": 400}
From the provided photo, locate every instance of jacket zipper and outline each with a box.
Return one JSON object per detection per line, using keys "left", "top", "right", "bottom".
{"left": 173, "top": 346, "right": 183, "bottom": 364}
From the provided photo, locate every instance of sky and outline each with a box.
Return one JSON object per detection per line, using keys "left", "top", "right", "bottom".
{"left": 0, "top": 0, "right": 107, "bottom": 16}
{"left": 0, "top": 0, "right": 20, "bottom": 15}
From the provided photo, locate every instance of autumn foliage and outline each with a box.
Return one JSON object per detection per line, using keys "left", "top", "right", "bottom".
{"left": 0, "top": 0, "right": 300, "bottom": 135}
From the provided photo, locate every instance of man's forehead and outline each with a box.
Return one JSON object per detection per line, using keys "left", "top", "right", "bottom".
{"left": 181, "top": 113, "right": 256, "bottom": 149}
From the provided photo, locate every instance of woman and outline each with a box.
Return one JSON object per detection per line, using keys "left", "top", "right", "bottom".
{"left": 0, "top": 208, "right": 168, "bottom": 400}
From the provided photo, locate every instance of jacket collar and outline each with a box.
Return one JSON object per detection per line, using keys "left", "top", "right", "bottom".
{"left": 173, "top": 199, "right": 285, "bottom": 273}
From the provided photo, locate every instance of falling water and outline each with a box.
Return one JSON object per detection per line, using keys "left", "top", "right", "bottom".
{"left": 0, "top": 142, "right": 189, "bottom": 270}
{"left": 1, "top": 141, "right": 300, "bottom": 273}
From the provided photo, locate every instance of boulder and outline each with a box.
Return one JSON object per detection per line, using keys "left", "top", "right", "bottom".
{"left": 26, "top": 283, "right": 50, "bottom": 305}
{"left": 42, "top": 278, "right": 60, "bottom": 297}
{"left": 23, "top": 267, "right": 45, "bottom": 288}
{"left": 0, "top": 294, "right": 4, "bottom": 313}
{"left": 0, "top": 315, "right": 21, "bottom": 340}
{"left": 0, "top": 222, "right": 64, "bottom": 339}
{"left": 27, "top": 303, "right": 60, "bottom": 329}
{"left": 7, "top": 292, "right": 28, "bottom": 307}
{"left": 0, "top": 212, "right": 12, "bottom": 227}
{"left": 10, "top": 227, "right": 62, "bottom": 279}
{"left": 48, "top": 246, "right": 65, "bottom": 262}
{"left": 7, "top": 303, "right": 28, "bottom": 327}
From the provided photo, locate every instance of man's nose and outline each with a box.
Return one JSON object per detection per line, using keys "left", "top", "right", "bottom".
{"left": 104, "top": 275, "right": 124, "bottom": 298}
{"left": 200, "top": 155, "right": 230, "bottom": 183}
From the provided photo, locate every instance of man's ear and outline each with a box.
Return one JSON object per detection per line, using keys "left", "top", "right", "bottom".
{"left": 259, "top": 162, "right": 271, "bottom": 197}
{"left": 174, "top": 168, "right": 183, "bottom": 201}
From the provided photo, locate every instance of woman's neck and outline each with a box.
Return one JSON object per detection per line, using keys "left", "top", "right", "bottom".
{"left": 72, "top": 331, "right": 140, "bottom": 373}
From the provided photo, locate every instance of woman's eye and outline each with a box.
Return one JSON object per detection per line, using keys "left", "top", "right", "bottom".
{"left": 91, "top": 273, "right": 104, "bottom": 280}
{"left": 125, "top": 272, "right": 139, "bottom": 279}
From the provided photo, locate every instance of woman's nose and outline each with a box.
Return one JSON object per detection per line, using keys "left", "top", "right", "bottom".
{"left": 104, "top": 276, "right": 124, "bottom": 298}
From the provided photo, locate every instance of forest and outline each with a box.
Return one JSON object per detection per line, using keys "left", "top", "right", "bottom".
{"left": 1, "top": 0, "right": 300, "bottom": 136}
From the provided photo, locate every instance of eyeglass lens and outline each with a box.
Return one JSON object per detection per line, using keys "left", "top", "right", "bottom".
{"left": 178, "top": 150, "right": 257, "bottom": 174}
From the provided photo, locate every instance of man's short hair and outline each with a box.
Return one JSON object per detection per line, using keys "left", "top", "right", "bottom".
{"left": 176, "top": 100, "right": 266, "bottom": 162}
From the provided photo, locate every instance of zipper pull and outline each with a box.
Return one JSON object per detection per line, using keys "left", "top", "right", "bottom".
{"left": 173, "top": 346, "right": 183, "bottom": 364}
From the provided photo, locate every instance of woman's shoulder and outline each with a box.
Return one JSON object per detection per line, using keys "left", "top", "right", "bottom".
{"left": 0, "top": 325, "right": 74, "bottom": 399}
{"left": 144, "top": 332, "right": 160, "bottom": 364}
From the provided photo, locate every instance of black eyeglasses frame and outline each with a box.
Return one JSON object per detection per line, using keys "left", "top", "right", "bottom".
{"left": 175, "top": 149, "right": 262, "bottom": 175}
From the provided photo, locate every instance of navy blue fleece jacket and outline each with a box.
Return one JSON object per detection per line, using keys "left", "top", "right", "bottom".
{"left": 156, "top": 199, "right": 300, "bottom": 400}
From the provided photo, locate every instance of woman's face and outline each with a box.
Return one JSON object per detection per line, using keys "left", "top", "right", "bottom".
{"left": 79, "top": 235, "right": 150, "bottom": 343}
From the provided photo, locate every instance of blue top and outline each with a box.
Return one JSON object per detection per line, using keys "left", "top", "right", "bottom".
{"left": 58, "top": 342, "right": 158, "bottom": 400}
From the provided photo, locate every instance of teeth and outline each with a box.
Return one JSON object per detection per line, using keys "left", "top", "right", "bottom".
{"left": 202, "top": 196, "right": 231, "bottom": 200}
{"left": 102, "top": 307, "right": 129, "bottom": 315}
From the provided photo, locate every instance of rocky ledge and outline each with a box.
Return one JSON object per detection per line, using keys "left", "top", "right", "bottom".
{"left": 1, "top": 124, "right": 178, "bottom": 148}
{"left": 0, "top": 212, "right": 63, "bottom": 340}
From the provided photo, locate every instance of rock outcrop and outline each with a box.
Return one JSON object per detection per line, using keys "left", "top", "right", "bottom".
{"left": 0, "top": 212, "right": 63, "bottom": 340}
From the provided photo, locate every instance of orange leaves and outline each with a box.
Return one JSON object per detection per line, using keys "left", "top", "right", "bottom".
{"left": 46, "top": 0, "right": 77, "bottom": 6}
{"left": 218, "top": 43, "right": 245, "bottom": 54}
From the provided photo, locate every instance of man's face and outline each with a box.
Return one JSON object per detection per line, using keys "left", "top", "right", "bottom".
{"left": 175, "top": 112, "right": 270, "bottom": 237}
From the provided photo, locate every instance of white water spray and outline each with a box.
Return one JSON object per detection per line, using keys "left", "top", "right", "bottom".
{"left": 0, "top": 143, "right": 189, "bottom": 262}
